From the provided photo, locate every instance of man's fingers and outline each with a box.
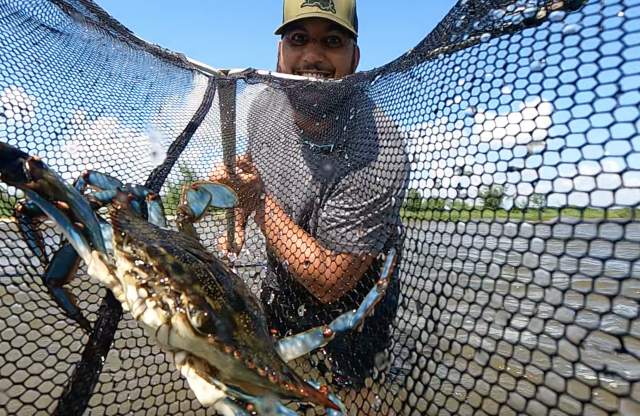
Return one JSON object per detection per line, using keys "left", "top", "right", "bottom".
{"left": 209, "top": 165, "right": 229, "bottom": 181}
{"left": 237, "top": 155, "right": 257, "bottom": 173}
{"left": 210, "top": 153, "right": 256, "bottom": 180}
{"left": 237, "top": 152, "right": 253, "bottom": 164}
{"left": 216, "top": 217, "right": 247, "bottom": 255}
{"left": 237, "top": 171, "right": 258, "bottom": 183}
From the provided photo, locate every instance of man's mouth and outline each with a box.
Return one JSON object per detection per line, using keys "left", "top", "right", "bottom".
{"left": 294, "top": 71, "right": 334, "bottom": 79}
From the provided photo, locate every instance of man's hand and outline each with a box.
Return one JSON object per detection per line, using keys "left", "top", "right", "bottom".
{"left": 210, "top": 154, "right": 263, "bottom": 213}
{"left": 209, "top": 154, "right": 263, "bottom": 254}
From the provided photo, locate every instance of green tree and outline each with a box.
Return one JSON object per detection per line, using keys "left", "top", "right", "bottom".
{"left": 425, "top": 197, "right": 448, "bottom": 210}
{"left": 404, "top": 188, "right": 424, "bottom": 212}
{"left": 479, "top": 185, "right": 505, "bottom": 210}
{"left": 530, "top": 193, "right": 546, "bottom": 210}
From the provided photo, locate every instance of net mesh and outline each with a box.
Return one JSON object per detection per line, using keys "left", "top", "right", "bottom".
{"left": 1, "top": 0, "right": 639, "bottom": 415}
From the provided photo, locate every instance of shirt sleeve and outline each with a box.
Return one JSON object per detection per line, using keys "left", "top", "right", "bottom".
{"left": 317, "top": 109, "right": 409, "bottom": 255}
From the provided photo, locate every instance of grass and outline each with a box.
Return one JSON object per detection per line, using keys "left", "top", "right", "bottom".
{"left": 0, "top": 191, "right": 17, "bottom": 218}
{"left": 401, "top": 206, "right": 640, "bottom": 222}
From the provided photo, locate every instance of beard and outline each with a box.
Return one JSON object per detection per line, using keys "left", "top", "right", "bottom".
{"left": 283, "top": 79, "right": 357, "bottom": 128}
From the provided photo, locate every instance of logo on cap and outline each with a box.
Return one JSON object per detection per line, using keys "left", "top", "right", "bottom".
{"left": 301, "top": 0, "right": 336, "bottom": 14}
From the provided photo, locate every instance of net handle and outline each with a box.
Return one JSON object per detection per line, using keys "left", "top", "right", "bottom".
{"left": 218, "top": 79, "right": 238, "bottom": 253}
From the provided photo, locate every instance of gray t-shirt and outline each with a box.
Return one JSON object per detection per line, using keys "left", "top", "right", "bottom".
{"left": 249, "top": 84, "right": 407, "bottom": 257}
{"left": 247, "top": 81, "right": 409, "bottom": 385}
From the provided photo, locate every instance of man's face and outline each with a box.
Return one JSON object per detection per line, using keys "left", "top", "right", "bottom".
{"left": 277, "top": 18, "right": 360, "bottom": 79}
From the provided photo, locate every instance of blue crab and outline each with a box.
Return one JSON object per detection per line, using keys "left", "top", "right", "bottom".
{"left": 0, "top": 141, "right": 397, "bottom": 415}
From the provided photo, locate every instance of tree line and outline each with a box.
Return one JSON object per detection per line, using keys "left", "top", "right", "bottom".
{"left": 403, "top": 185, "right": 547, "bottom": 213}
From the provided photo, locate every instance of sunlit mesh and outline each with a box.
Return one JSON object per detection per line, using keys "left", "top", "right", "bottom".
{"left": 1, "top": 0, "right": 639, "bottom": 415}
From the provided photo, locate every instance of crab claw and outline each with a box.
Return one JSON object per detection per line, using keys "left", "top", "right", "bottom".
{"left": 0, "top": 142, "right": 105, "bottom": 253}
{"left": 74, "top": 170, "right": 123, "bottom": 193}
{"left": 0, "top": 142, "right": 32, "bottom": 184}
{"left": 176, "top": 181, "right": 238, "bottom": 239}
{"left": 15, "top": 199, "right": 48, "bottom": 264}
{"left": 0, "top": 141, "right": 111, "bottom": 332}
{"left": 276, "top": 248, "right": 398, "bottom": 362}
{"left": 44, "top": 243, "right": 92, "bottom": 332}
{"left": 181, "top": 181, "right": 238, "bottom": 220}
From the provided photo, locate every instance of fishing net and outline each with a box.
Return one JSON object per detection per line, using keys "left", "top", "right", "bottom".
{"left": 1, "top": 0, "right": 639, "bottom": 415}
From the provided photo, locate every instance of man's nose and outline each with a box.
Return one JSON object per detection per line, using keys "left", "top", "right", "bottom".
{"left": 300, "top": 41, "right": 326, "bottom": 67}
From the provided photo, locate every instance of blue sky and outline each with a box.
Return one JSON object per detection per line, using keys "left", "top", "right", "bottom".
{"left": 97, "top": 0, "right": 458, "bottom": 71}
{"left": 3, "top": 1, "right": 636, "bottom": 209}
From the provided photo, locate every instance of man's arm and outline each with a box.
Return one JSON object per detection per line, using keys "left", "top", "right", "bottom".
{"left": 210, "top": 154, "right": 377, "bottom": 304}
{"left": 256, "top": 195, "right": 375, "bottom": 304}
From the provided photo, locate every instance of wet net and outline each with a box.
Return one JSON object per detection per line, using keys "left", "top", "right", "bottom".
{"left": 1, "top": 0, "right": 639, "bottom": 415}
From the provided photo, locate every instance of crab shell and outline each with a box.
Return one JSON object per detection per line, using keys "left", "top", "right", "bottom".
{"left": 103, "top": 194, "right": 337, "bottom": 410}
{"left": 0, "top": 142, "right": 348, "bottom": 413}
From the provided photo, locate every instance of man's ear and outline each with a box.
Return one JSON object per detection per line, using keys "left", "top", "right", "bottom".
{"left": 351, "top": 44, "right": 361, "bottom": 73}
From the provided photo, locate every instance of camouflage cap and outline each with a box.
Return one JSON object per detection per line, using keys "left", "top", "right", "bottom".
{"left": 275, "top": 0, "right": 358, "bottom": 37}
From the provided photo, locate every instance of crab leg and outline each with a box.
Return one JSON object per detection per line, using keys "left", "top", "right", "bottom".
{"left": 0, "top": 144, "right": 116, "bottom": 330}
{"left": 170, "top": 351, "right": 252, "bottom": 416}
{"left": 351, "top": 247, "right": 397, "bottom": 329}
{"left": 14, "top": 195, "right": 94, "bottom": 332}
{"left": 77, "top": 171, "right": 168, "bottom": 228}
{"left": 196, "top": 366, "right": 345, "bottom": 415}
{"left": 146, "top": 193, "right": 167, "bottom": 228}
{"left": 43, "top": 243, "right": 91, "bottom": 332}
{"left": 206, "top": 375, "right": 302, "bottom": 416}
{"left": 276, "top": 248, "right": 397, "bottom": 362}
{"left": 74, "top": 170, "right": 123, "bottom": 192}
{"left": 128, "top": 183, "right": 168, "bottom": 227}
{"left": 174, "top": 351, "right": 346, "bottom": 416}
{"left": 306, "top": 380, "right": 347, "bottom": 416}
{"left": 15, "top": 199, "right": 48, "bottom": 264}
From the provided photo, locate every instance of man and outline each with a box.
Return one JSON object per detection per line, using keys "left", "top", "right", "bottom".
{"left": 274, "top": 0, "right": 360, "bottom": 80}
{"left": 213, "top": 0, "right": 408, "bottom": 391}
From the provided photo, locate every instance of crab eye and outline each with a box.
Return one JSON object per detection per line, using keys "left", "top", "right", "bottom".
{"left": 186, "top": 301, "right": 217, "bottom": 335}
{"left": 185, "top": 298, "right": 233, "bottom": 343}
{"left": 188, "top": 308, "right": 206, "bottom": 330}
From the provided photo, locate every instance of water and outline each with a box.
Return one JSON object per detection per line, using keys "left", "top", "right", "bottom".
{"left": 396, "top": 218, "right": 639, "bottom": 412}
{"left": 1, "top": 215, "right": 638, "bottom": 414}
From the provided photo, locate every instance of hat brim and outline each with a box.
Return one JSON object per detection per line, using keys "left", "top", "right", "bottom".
{"left": 274, "top": 12, "right": 357, "bottom": 36}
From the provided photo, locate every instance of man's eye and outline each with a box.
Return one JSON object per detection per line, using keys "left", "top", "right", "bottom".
{"left": 325, "top": 36, "right": 344, "bottom": 48}
{"left": 289, "top": 33, "right": 308, "bottom": 46}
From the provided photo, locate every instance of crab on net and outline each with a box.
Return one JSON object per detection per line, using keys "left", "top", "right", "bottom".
{"left": 0, "top": 141, "right": 397, "bottom": 416}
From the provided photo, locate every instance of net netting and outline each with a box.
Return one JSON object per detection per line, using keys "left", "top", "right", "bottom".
{"left": 1, "top": 0, "right": 639, "bottom": 415}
